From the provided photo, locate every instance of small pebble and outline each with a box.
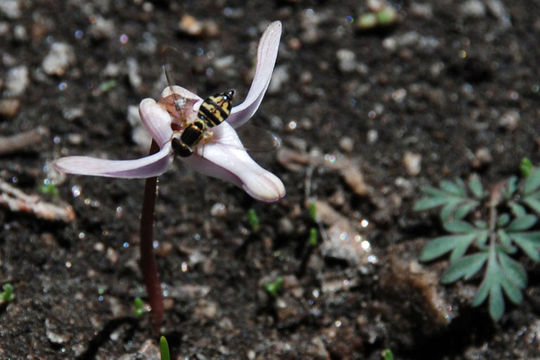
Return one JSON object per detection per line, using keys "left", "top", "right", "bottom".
{"left": 268, "top": 65, "right": 289, "bottom": 94}
{"left": 0, "top": 98, "right": 20, "bottom": 117}
{"left": 460, "top": 0, "right": 486, "bottom": 18}
{"left": 339, "top": 136, "right": 354, "bottom": 153}
{"left": 403, "top": 152, "right": 422, "bottom": 176}
{"left": 367, "top": 129, "right": 378, "bottom": 144}
{"left": 88, "top": 16, "right": 115, "bottom": 40}
{"left": 4, "top": 65, "right": 28, "bottom": 97}
{"left": 210, "top": 202, "right": 227, "bottom": 217}
{"left": 0, "top": 0, "right": 21, "bottom": 19}
{"left": 178, "top": 14, "right": 218, "bottom": 37}
{"left": 498, "top": 109, "right": 520, "bottom": 130}
{"left": 45, "top": 319, "right": 70, "bottom": 345}
{"left": 471, "top": 147, "right": 492, "bottom": 168}
{"left": 336, "top": 49, "right": 357, "bottom": 73}
{"left": 126, "top": 57, "right": 142, "bottom": 91}
{"left": 42, "top": 42, "right": 76, "bottom": 76}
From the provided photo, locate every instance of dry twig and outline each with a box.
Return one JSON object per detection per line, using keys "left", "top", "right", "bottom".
{"left": 0, "top": 179, "right": 75, "bottom": 222}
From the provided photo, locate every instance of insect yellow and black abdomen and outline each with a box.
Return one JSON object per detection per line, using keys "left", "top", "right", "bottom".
{"left": 197, "top": 90, "right": 235, "bottom": 127}
{"left": 171, "top": 89, "right": 235, "bottom": 158}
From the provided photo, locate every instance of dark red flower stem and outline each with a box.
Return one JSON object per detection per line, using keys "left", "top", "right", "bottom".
{"left": 139, "top": 140, "right": 163, "bottom": 331}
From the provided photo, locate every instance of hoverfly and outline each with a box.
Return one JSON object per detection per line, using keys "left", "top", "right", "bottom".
{"left": 159, "top": 65, "right": 279, "bottom": 157}
{"left": 171, "top": 89, "right": 235, "bottom": 157}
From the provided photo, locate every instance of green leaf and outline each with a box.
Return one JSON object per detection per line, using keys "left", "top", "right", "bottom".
{"left": 508, "top": 202, "right": 526, "bottom": 217}
{"left": 497, "top": 213, "right": 510, "bottom": 227}
{"left": 454, "top": 201, "right": 478, "bottom": 220}
{"left": 497, "top": 229, "right": 515, "bottom": 251}
{"left": 413, "top": 196, "right": 449, "bottom": 211}
{"left": 509, "top": 232, "right": 540, "bottom": 261}
{"left": 524, "top": 168, "right": 540, "bottom": 195}
{"left": 507, "top": 215, "right": 537, "bottom": 231}
{"left": 497, "top": 251, "right": 527, "bottom": 289}
{"left": 421, "top": 186, "right": 448, "bottom": 198}
{"left": 441, "top": 180, "right": 466, "bottom": 196}
{"left": 523, "top": 196, "right": 540, "bottom": 215}
{"left": 441, "top": 253, "right": 488, "bottom": 283}
{"left": 443, "top": 220, "right": 475, "bottom": 233}
{"left": 476, "top": 230, "right": 489, "bottom": 247}
{"left": 450, "top": 231, "right": 483, "bottom": 262}
{"left": 160, "top": 336, "right": 171, "bottom": 360}
{"left": 503, "top": 176, "right": 518, "bottom": 199}
{"left": 420, "top": 234, "right": 474, "bottom": 261}
{"left": 500, "top": 275, "right": 523, "bottom": 305}
{"left": 489, "top": 283, "right": 505, "bottom": 321}
{"left": 474, "top": 220, "right": 488, "bottom": 229}
{"left": 472, "top": 275, "right": 491, "bottom": 307}
{"left": 520, "top": 157, "right": 533, "bottom": 178}
{"left": 440, "top": 201, "right": 459, "bottom": 221}
{"left": 468, "top": 176, "right": 484, "bottom": 199}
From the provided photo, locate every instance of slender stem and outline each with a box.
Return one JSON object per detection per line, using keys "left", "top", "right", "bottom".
{"left": 140, "top": 140, "right": 163, "bottom": 331}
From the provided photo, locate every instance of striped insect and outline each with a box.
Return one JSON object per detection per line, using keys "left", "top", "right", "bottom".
{"left": 171, "top": 89, "right": 235, "bottom": 157}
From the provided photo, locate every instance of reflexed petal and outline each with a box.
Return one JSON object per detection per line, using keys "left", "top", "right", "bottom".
{"left": 54, "top": 143, "right": 173, "bottom": 178}
{"left": 227, "top": 21, "right": 282, "bottom": 128}
{"left": 182, "top": 122, "right": 285, "bottom": 202}
{"left": 139, "top": 98, "right": 173, "bottom": 147}
{"left": 161, "top": 85, "right": 202, "bottom": 102}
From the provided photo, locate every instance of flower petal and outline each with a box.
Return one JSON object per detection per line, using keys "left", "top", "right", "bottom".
{"left": 54, "top": 143, "right": 173, "bottom": 178}
{"left": 160, "top": 85, "right": 202, "bottom": 102}
{"left": 182, "top": 122, "right": 285, "bottom": 202}
{"left": 139, "top": 98, "right": 174, "bottom": 147}
{"left": 227, "top": 21, "right": 282, "bottom": 128}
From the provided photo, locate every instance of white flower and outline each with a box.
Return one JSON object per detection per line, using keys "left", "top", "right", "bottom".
{"left": 54, "top": 21, "right": 285, "bottom": 202}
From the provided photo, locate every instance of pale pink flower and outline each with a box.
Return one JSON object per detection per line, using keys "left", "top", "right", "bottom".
{"left": 54, "top": 21, "right": 285, "bottom": 202}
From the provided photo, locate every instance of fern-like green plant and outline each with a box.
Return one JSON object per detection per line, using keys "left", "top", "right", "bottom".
{"left": 414, "top": 164, "right": 540, "bottom": 321}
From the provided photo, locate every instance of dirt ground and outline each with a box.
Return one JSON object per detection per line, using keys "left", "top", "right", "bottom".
{"left": 1, "top": 0, "right": 539, "bottom": 359}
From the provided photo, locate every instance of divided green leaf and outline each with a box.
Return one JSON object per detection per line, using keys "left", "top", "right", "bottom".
{"left": 468, "top": 176, "right": 484, "bottom": 199}
{"left": 524, "top": 167, "right": 540, "bottom": 195}
{"left": 414, "top": 180, "right": 479, "bottom": 221}
{"left": 417, "top": 168, "right": 540, "bottom": 321}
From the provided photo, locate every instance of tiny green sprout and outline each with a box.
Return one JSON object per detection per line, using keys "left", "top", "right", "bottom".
{"left": 40, "top": 179, "right": 59, "bottom": 196}
{"left": 357, "top": 13, "right": 377, "bottom": 29}
{"left": 263, "top": 276, "right": 284, "bottom": 297}
{"left": 308, "top": 202, "right": 317, "bottom": 221}
{"left": 98, "top": 79, "right": 117, "bottom": 93}
{"left": 382, "top": 349, "right": 394, "bottom": 360}
{"left": 520, "top": 157, "right": 533, "bottom": 178}
{"left": 376, "top": 6, "right": 398, "bottom": 26}
{"left": 1, "top": 283, "right": 14, "bottom": 302}
{"left": 160, "top": 336, "right": 171, "bottom": 360}
{"left": 134, "top": 297, "right": 145, "bottom": 317}
{"left": 309, "top": 227, "right": 318, "bottom": 246}
{"left": 248, "top": 208, "right": 260, "bottom": 232}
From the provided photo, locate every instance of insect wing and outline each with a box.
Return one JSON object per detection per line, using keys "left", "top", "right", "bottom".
{"left": 235, "top": 125, "right": 281, "bottom": 152}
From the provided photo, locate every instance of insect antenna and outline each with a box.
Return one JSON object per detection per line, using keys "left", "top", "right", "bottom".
{"left": 162, "top": 63, "right": 186, "bottom": 111}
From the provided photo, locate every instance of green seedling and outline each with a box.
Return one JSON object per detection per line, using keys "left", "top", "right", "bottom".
{"left": 98, "top": 79, "right": 117, "bottom": 93}
{"left": 309, "top": 227, "right": 318, "bottom": 246}
{"left": 414, "top": 165, "right": 540, "bottom": 320}
{"left": 160, "top": 336, "right": 170, "bottom": 360}
{"left": 308, "top": 202, "right": 317, "bottom": 221}
{"left": 376, "top": 6, "right": 397, "bottom": 26}
{"left": 520, "top": 157, "right": 532, "bottom": 178}
{"left": 1, "top": 283, "right": 14, "bottom": 302}
{"left": 263, "top": 276, "right": 284, "bottom": 297}
{"left": 382, "top": 349, "right": 394, "bottom": 360}
{"left": 248, "top": 208, "right": 260, "bottom": 232}
{"left": 357, "top": 13, "right": 377, "bottom": 29}
{"left": 134, "top": 297, "right": 145, "bottom": 317}
{"left": 40, "top": 179, "right": 59, "bottom": 196}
